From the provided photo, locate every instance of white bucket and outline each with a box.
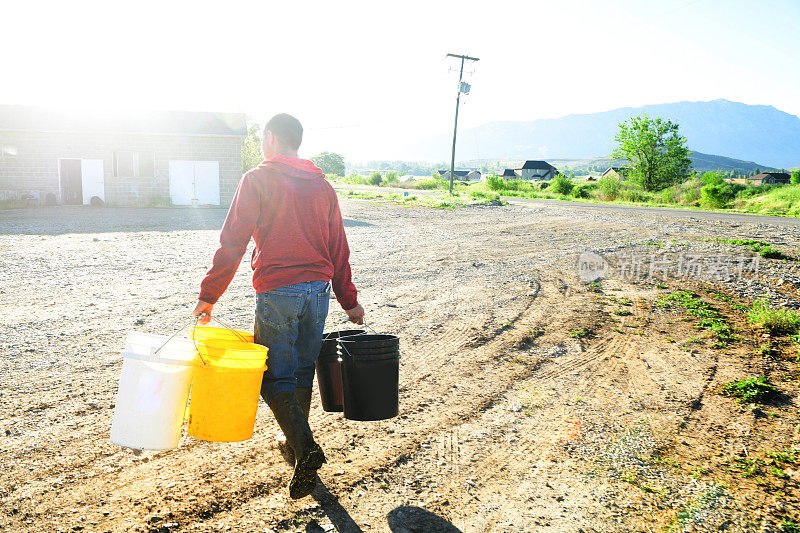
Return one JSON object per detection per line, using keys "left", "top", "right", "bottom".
{"left": 110, "top": 331, "right": 198, "bottom": 450}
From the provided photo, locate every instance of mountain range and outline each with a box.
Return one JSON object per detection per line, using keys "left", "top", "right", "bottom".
{"left": 414, "top": 99, "right": 800, "bottom": 169}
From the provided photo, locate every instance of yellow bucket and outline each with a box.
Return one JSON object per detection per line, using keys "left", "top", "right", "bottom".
{"left": 190, "top": 325, "right": 254, "bottom": 344}
{"left": 187, "top": 340, "right": 268, "bottom": 442}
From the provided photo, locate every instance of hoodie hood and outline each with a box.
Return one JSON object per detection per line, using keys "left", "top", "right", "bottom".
{"left": 258, "top": 155, "right": 324, "bottom": 179}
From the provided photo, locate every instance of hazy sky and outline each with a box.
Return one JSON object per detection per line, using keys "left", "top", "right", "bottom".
{"left": 2, "top": 0, "right": 798, "bottom": 161}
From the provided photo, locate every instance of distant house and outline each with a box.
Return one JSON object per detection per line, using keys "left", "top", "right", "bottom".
{"left": 601, "top": 167, "right": 630, "bottom": 180}
{"left": 746, "top": 172, "right": 790, "bottom": 186}
{"left": 0, "top": 104, "right": 246, "bottom": 206}
{"left": 515, "top": 160, "right": 556, "bottom": 180}
{"left": 500, "top": 168, "right": 518, "bottom": 179}
{"left": 437, "top": 169, "right": 481, "bottom": 182}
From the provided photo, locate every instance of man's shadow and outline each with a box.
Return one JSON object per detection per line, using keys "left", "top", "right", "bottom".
{"left": 386, "top": 506, "right": 462, "bottom": 533}
{"left": 306, "top": 481, "right": 461, "bottom": 533}
{"left": 307, "top": 480, "right": 363, "bottom": 533}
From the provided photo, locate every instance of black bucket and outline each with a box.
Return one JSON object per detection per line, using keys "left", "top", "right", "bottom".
{"left": 337, "top": 346, "right": 398, "bottom": 358}
{"left": 339, "top": 334, "right": 400, "bottom": 421}
{"left": 315, "top": 329, "right": 364, "bottom": 412}
{"left": 339, "top": 334, "right": 399, "bottom": 351}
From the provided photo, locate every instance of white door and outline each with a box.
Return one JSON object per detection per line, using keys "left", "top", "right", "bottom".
{"left": 169, "top": 161, "right": 220, "bottom": 206}
{"left": 169, "top": 161, "right": 195, "bottom": 206}
{"left": 80, "top": 159, "right": 105, "bottom": 204}
{"left": 194, "top": 161, "right": 220, "bottom": 205}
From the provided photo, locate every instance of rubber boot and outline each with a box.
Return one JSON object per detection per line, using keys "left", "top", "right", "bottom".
{"left": 296, "top": 387, "right": 313, "bottom": 418}
{"left": 277, "top": 387, "right": 314, "bottom": 465}
{"left": 268, "top": 391, "right": 326, "bottom": 499}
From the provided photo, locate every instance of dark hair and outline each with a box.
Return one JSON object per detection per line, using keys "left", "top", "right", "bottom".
{"left": 264, "top": 113, "right": 303, "bottom": 150}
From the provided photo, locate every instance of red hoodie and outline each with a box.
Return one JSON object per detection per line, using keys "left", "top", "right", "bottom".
{"left": 198, "top": 155, "right": 358, "bottom": 310}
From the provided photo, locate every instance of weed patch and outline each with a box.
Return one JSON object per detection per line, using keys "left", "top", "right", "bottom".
{"left": 570, "top": 329, "right": 590, "bottom": 339}
{"left": 659, "top": 291, "right": 734, "bottom": 346}
{"left": 721, "top": 377, "right": 780, "bottom": 404}
{"left": 748, "top": 299, "right": 800, "bottom": 336}
{"left": 713, "top": 238, "right": 795, "bottom": 261}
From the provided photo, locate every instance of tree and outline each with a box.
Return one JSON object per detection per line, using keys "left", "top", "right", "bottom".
{"left": 241, "top": 124, "right": 263, "bottom": 173}
{"left": 311, "top": 152, "right": 346, "bottom": 177}
{"left": 611, "top": 114, "right": 692, "bottom": 191}
{"left": 791, "top": 169, "right": 800, "bottom": 185}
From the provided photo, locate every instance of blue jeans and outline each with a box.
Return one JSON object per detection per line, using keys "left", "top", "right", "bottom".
{"left": 255, "top": 280, "right": 331, "bottom": 401}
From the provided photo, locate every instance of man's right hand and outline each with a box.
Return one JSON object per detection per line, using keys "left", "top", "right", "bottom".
{"left": 345, "top": 304, "right": 365, "bottom": 325}
{"left": 193, "top": 300, "right": 213, "bottom": 325}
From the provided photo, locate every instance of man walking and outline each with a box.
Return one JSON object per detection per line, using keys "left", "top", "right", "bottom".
{"left": 193, "top": 113, "right": 364, "bottom": 499}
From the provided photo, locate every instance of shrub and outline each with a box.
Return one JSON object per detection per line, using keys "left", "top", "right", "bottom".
{"left": 383, "top": 171, "right": 400, "bottom": 185}
{"left": 551, "top": 174, "right": 574, "bottom": 195}
{"left": 700, "top": 170, "right": 728, "bottom": 186}
{"left": 342, "top": 174, "right": 367, "bottom": 185}
{"left": 571, "top": 183, "right": 597, "bottom": 199}
{"left": 748, "top": 299, "right": 800, "bottom": 335}
{"left": 658, "top": 185, "right": 679, "bottom": 204}
{"left": 677, "top": 175, "right": 702, "bottom": 205}
{"left": 791, "top": 169, "right": 800, "bottom": 185}
{"left": 368, "top": 171, "right": 383, "bottom": 186}
{"left": 405, "top": 178, "right": 445, "bottom": 190}
{"left": 469, "top": 190, "right": 501, "bottom": 201}
{"left": 701, "top": 182, "right": 745, "bottom": 209}
{"left": 485, "top": 175, "right": 506, "bottom": 191}
{"left": 620, "top": 188, "right": 649, "bottom": 203}
{"left": 736, "top": 185, "right": 769, "bottom": 199}
{"left": 596, "top": 174, "right": 624, "bottom": 200}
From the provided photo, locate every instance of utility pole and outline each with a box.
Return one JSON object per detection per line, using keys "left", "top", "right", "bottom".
{"left": 446, "top": 53, "right": 479, "bottom": 195}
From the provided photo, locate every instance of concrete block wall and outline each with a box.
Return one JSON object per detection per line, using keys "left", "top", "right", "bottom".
{"left": 0, "top": 130, "right": 243, "bottom": 206}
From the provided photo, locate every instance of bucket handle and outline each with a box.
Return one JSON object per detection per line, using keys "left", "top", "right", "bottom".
{"left": 153, "top": 315, "right": 207, "bottom": 366}
{"left": 335, "top": 318, "right": 384, "bottom": 362}
{"left": 194, "top": 314, "right": 253, "bottom": 344}
{"left": 335, "top": 316, "right": 381, "bottom": 336}
{"left": 122, "top": 350, "right": 197, "bottom": 367}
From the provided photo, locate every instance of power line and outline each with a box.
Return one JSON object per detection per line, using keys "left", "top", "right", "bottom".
{"left": 446, "top": 53, "right": 479, "bottom": 195}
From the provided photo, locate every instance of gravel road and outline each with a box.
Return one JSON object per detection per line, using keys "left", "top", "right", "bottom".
{"left": 2, "top": 199, "right": 800, "bottom": 532}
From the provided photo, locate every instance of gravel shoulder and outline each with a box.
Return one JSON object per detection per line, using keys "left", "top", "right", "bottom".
{"left": 2, "top": 199, "right": 800, "bottom": 532}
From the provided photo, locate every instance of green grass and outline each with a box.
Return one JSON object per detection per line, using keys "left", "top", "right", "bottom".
{"left": 659, "top": 291, "right": 734, "bottom": 346}
{"left": 340, "top": 189, "right": 505, "bottom": 209}
{"left": 722, "top": 377, "right": 780, "bottom": 404}
{"left": 335, "top": 175, "right": 800, "bottom": 219}
{"left": 713, "top": 238, "right": 795, "bottom": 260}
{"left": 748, "top": 299, "right": 800, "bottom": 335}
{"left": 734, "top": 184, "right": 800, "bottom": 217}
{"left": 570, "top": 329, "right": 589, "bottom": 338}
{"left": 613, "top": 309, "right": 633, "bottom": 316}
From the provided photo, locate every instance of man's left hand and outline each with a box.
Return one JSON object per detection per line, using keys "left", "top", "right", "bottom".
{"left": 193, "top": 300, "right": 213, "bottom": 325}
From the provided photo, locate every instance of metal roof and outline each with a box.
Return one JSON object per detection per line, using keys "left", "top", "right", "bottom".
{"left": 0, "top": 105, "right": 247, "bottom": 136}
{"left": 438, "top": 169, "right": 471, "bottom": 176}
{"left": 518, "top": 160, "right": 555, "bottom": 170}
{"left": 750, "top": 172, "right": 790, "bottom": 181}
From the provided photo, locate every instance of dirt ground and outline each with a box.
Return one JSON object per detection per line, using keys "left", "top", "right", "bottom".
{"left": 3, "top": 199, "right": 800, "bottom": 532}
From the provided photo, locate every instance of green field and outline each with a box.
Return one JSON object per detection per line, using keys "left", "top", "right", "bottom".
{"left": 326, "top": 172, "right": 800, "bottom": 217}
